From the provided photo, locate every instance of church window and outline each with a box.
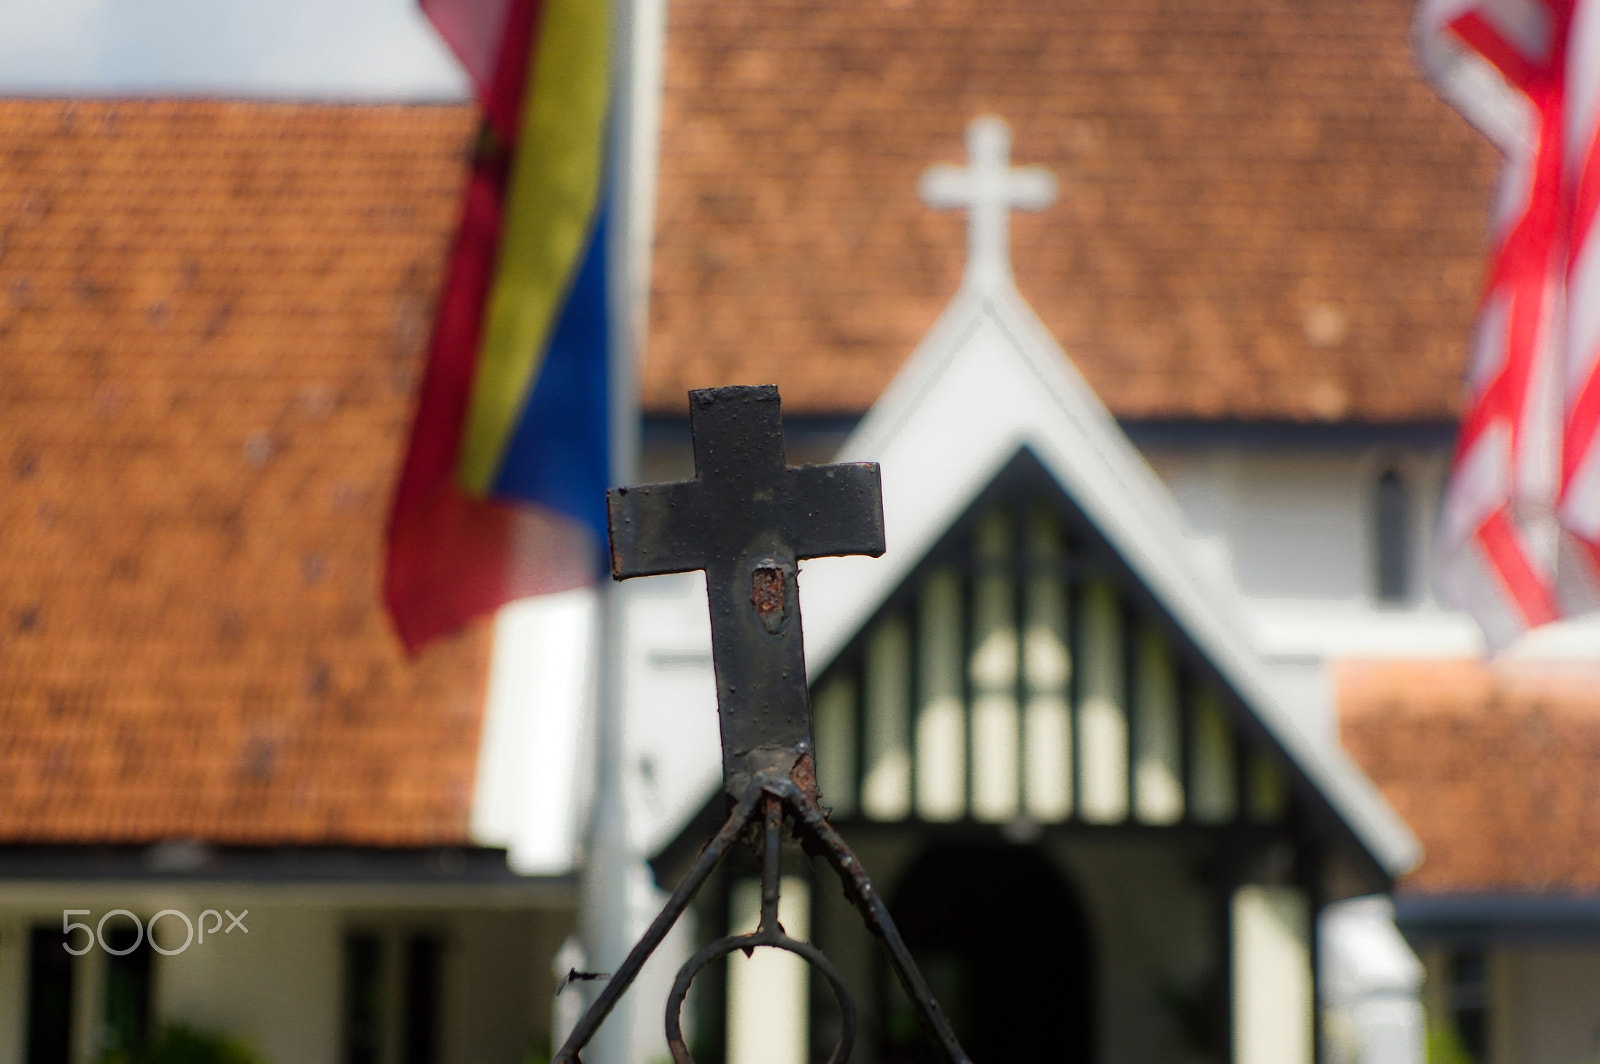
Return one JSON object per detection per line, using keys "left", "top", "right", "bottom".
{"left": 1448, "top": 951, "right": 1489, "bottom": 1061}
{"left": 401, "top": 934, "right": 443, "bottom": 1064}
{"left": 343, "top": 932, "right": 384, "bottom": 1064}
{"left": 343, "top": 928, "right": 445, "bottom": 1064}
{"left": 1373, "top": 465, "right": 1411, "bottom": 603}
{"left": 101, "top": 917, "right": 153, "bottom": 1057}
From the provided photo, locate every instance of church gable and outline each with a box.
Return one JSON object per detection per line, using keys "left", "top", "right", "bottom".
{"left": 788, "top": 275, "right": 1415, "bottom": 889}
{"left": 788, "top": 115, "right": 1417, "bottom": 890}
{"left": 810, "top": 448, "right": 1293, "bottom": 832}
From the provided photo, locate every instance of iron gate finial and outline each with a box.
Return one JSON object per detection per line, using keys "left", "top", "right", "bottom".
{"left": 554, "top": 385, "right": 971, "bottom": 1064}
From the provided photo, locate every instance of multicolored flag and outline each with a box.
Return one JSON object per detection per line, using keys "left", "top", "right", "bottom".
{"left": 385, "top": 0, "right": 614, "bottom": 653}
{"left": 1423, "top": 0, "right": 1600, "bottom": 646}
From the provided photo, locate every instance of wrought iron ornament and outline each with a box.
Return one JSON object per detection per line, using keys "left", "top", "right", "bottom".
{"left": 553, "top": 385, "right": 971, "bottom": 1064}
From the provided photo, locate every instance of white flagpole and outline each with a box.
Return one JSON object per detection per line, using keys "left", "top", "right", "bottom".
{"left": 578, "top": 0, "right": 648, "bottom": 1057}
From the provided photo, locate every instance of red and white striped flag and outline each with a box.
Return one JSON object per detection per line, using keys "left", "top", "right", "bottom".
{"left": 1423, "top": 0, "right": 1600, "bottom": 647}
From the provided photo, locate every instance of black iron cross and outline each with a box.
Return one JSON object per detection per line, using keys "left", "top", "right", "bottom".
{"left": 559, "top": 384, "right": 969, "bottom": 1064}
{"left": 608, "top": 385, "right": 885, "bottom": 798}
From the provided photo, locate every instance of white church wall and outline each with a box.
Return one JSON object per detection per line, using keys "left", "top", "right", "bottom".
{"left": 473, "top": 589, "right": 597, "bottom": 875}
{"left": 0, "top": 889, "right": 584, "bottom": 1064}
{"left": 1142, "top": 442, "right": 1478, "bottom": 664}
{"left": 619, "top": 570, "right": 721, "bottom": 857}
{"left": 1494, "top": 947, "right": 1600, "bottom": 1064}
{"left": 0, "top": 917, "right": 24, "bottom": 1064}
{"left": 154, "top": 903, "right": 343, "bottom": 1064}
{"left": 441, "top": 909, "right": 564, "bottom": 1064}
{"left": 472, "top": 570, "right": 723, "bottom": 873}
{"left": 0, "top": 899, "right": 339, "bottom": 1064}
{"left": 1224, "top": 450, "right": 1370, "bottom": 603}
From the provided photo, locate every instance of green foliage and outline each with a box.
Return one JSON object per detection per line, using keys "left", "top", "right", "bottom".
{"left": 1426, "top": 1023, "right": 1478, "bottom": 1064}
{"left": 101, "top": 1024, "right": 265, "bottom": 1064}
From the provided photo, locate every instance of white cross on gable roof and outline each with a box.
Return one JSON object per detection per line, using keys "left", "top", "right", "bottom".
{"left": 919, "top": 115, "right": 1057, "bottom": 293}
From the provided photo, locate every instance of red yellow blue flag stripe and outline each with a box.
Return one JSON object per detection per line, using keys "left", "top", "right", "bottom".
{"left": 386, "top": 0, "right": 613, "bottom": 653}
{"left": 460, "top": 0, "right": 609, "bottom": 497}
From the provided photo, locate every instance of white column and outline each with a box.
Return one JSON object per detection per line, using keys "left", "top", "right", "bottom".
{"left": 970, "top": 510, "right": 1019, "bottom": 822}
{"left": 1234, "top": 884, "right": 1313, "bottom": 1064}
{"left": 863, "top": 616, "right": 912, "bottom": 820}
{"left": 1247, "top": 750, "right": 1290, "bottom": 823}
{"left": 1078, "top": 580, "right": 1128, "bottom": 823}
{"left": 1191, "top": 686, "right": 1238, "bottom": 824}
{"left": 917, "top": 567, "right": 966, "bottom": 821}
{"left": 71, "top": 942, "right": 102, "bottom": 1064}
{"left": 813, "top": 674, "right": 858, "bottom": 817}
{"left": 1022, "top": 507, "right": 1072, "bottom": 821}
{"left": 726, "top": 878, "right": 811, "bottom": 1064}
{"left": 1133, "top": 623, "right": 1183, "bottom": 824}
{"left": 157, "top": 904, "right": 342, "bottom": 1064}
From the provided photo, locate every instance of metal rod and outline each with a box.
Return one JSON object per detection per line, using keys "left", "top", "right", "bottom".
{"left": 777, "top": 777, "right": 973, "bottom": 1064}
{"left": 760, "top": 795, "right": 782, "bottom": 932}
{"left": 553, "top": 777, "right": 765, "bottom": 1064}
{"left": 665, "top": 922, "right": 856, "bottom": 1064}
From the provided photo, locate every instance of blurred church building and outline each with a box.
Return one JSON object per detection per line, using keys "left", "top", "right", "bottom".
{"left": 2, "top": 1, "right": 1598, "bottom": 1063}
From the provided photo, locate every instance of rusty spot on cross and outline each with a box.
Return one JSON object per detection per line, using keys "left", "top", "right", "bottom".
{"left": 607, "top": 384, "right": 886, "bottom": 798}
{"left": 751, "top": 567, "right": 786, "bottom": 632}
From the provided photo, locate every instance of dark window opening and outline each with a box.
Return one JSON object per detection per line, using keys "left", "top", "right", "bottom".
{"left": 1374, "top": 466, "right": 1410, "bottom": 603}
{"left": 344, "top": 932, "right": 385, "bottom": 1064}
{"left": 344, "top": 928, "right": 444, "bottom": 1064}
{"left": 1449, "top": 951, "right": 1489, "bottom": 1062}
{"left": 102, "top": 917, "right": 153, "bottom": 1056}
{"left": 880, "top": 843, "right": 1095, "bottom": 1062}
{"left": 26, "top": 925, "right": 75, "bottom": 1064}
{"left": 402, "top": 934, "right": 443, "bottom": 1064}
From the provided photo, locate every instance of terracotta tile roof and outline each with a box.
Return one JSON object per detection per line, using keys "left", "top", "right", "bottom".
{"left": 1340, "top": 659, "right": 1600, "bottom": 894}
{"left": 0, "top": 99, "right": 490, "bottom": 845}
{"left": 643, "top": 0, "right": 1501, "bottom": 419}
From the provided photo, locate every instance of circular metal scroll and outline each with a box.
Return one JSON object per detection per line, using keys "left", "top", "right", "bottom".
{"left": 665, "top": 925, "right": 858, "bottom": 1064}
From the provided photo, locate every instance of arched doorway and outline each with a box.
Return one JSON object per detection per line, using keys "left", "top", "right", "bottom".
{"left": 882, "top": 842, "right": 1095, "bottom": 1062}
